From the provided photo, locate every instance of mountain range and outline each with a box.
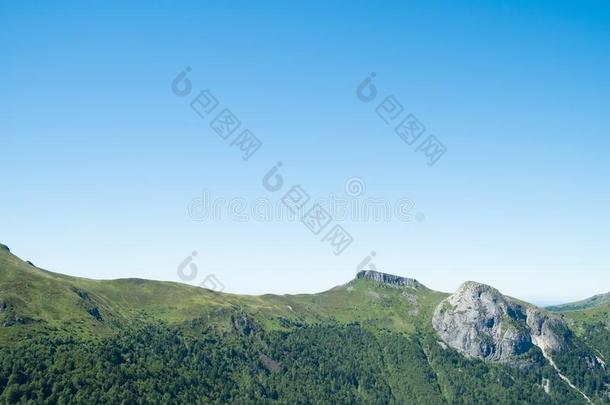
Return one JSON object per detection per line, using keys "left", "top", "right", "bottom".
{"left": 0, "top": 243, "right": 608, "bottom": 404}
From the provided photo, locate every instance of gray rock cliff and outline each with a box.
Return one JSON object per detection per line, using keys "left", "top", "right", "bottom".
{"left": 355, "top": 270, "right": 424, "bottom": 289}
{"left": 432, "top": 281, "right": 569, "bottom": 362}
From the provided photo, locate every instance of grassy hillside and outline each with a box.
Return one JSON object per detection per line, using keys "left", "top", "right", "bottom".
{"left": 0, "top": 245, "right": 445, "bottom": 337}
{"left": 547, "top": 294, "right": 610, "bottom": 367}
{"left": 547, "top": 294, "right": 610, "bottom": 313}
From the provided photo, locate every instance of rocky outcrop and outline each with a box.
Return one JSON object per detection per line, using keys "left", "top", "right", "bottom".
{"left": 87, "top": 307, "right": 102, "bottom": 321}
{"left": 526, "top": 308, "right": 571, "bottom": 354}
{"left": 356, "top": 270, "right": 424, "bottom": 289}
{"left": 231, "top": 310, "right": 260, "bottom": 336}
{"left": 432, "top": 281, "right": 569, "bottom": 362}
{"left": 0, "top": 244, "right": 9, "bottom": 253}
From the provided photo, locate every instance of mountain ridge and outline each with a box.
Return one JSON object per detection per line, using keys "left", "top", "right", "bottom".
{"left": 2, "top": 243, "right": 606, "bottom": 307}
{"left": 1, "top": 244, "right": 609, "bottom": 403}
{"left": 547, "top": 293, "right": 610, "bottom": 312}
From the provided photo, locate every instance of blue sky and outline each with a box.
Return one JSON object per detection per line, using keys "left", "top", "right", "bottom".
{"left": 1, "top": 0, "right": 609, "bottom": 303}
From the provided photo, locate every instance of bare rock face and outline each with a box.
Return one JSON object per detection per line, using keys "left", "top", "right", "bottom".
{"left": 432, "top": 281, "right": 568, "bottom": 362}
{"left": 525, "top": 308, "right": 571, "bottom": 354}
{"left": 356, "top": 270, "right": 423, "bottom": 289}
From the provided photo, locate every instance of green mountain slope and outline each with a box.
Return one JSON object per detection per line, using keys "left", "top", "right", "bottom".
{"left": 0, "top": 244, "right": 445, "bottom": 339}
{"left": 0, "top": 245, "right": 608, "bottom": 404}
{"left": 547, "top": 293, "right": 610, "bottom": 374}
{"left": 547, "top": 294, "right": 610, "bottom": 313}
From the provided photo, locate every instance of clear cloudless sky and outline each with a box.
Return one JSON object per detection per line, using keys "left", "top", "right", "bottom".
{"left": 1, "top": 0, "right": 609, "bottom": 304}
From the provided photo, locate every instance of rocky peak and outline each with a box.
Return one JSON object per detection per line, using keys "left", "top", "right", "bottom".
{"left": 432, "top": 281, "right": 570, "bottom": 362}
{"left": 355, "top": 270, "right": 424, "bottom": 289}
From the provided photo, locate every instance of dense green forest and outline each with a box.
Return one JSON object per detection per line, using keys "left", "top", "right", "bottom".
{"left": 0, "top": 318, "right": 603, "bottom": 404}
